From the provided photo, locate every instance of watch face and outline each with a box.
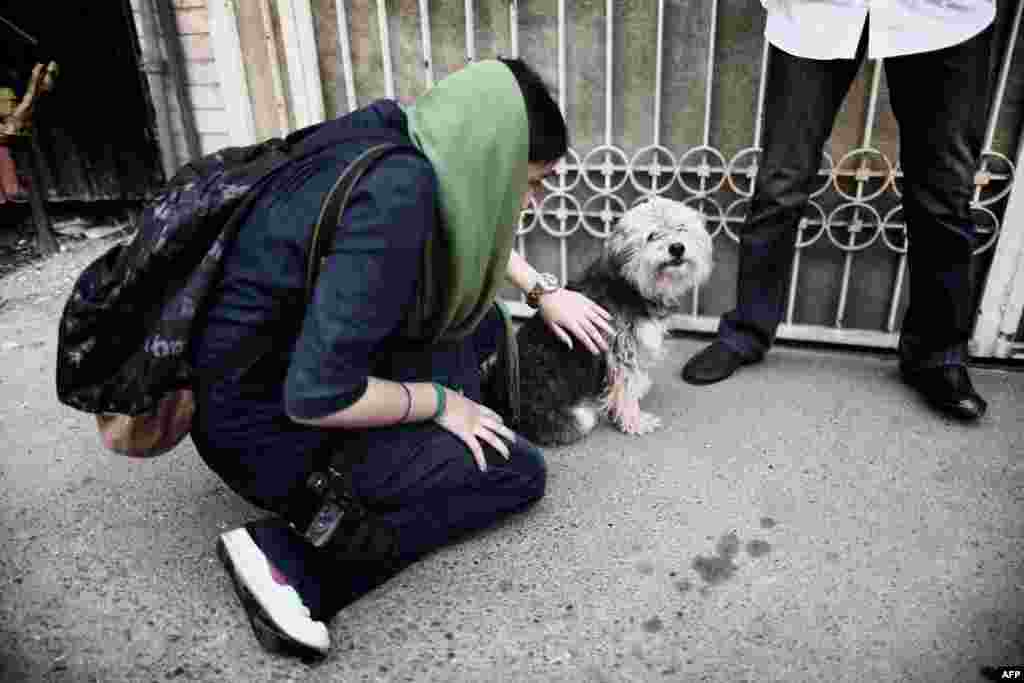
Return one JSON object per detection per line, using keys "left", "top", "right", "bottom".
{"left": 538, "top": 272, "right": 560, "bottom": 291}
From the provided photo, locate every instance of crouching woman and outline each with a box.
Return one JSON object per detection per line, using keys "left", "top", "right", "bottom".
{"left": 189, "top": 58, "right": 613, "bottom": 658}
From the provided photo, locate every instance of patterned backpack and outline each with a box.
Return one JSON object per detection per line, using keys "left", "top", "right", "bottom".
{"left": 56, "top": 120, "right": 414, "bottom": 458}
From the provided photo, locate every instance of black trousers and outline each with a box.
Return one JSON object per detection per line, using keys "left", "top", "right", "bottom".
{"left": 194, "top": 307, "right": 546, "bottom": 620}
{"left": 718, "top": 22, "right": 994, "bottom": 369}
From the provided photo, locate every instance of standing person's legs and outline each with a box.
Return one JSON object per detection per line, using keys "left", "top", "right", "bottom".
{"left": 884, "top": 26, "right": 993, "bottom": 419}
{"left": 682, "top": 36, "right": 866, "bottom": 384}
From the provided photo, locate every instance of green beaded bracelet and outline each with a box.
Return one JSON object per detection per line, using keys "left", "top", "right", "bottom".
{"left": 430, "top": 382, "right": 447, "bottom": 420}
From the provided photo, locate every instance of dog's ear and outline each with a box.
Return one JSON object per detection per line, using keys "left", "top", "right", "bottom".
{"left": 603, "top": 247, "right": 624, "bottom": 273}
{"left": 604, "top": 218, "right": 624, "bottom": 251}
{"left": 606, "top": 219, "right": 621, "bottom": 240}
{"left": 604, "top": 240, "right": 637, "bottom": 275}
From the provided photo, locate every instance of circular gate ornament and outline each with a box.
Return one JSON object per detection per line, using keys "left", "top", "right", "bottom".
{"left": 581, "top": 193, "right": 626, "bottom": 240}
{"left": 582, "top": 145, "right": 630, "bottom": 194}
{"left": 629, "top": 144, "right": 679, "bottom": 195}
{"left": 677, "top": 145, "right": 728, "bottom": 196}
{"left": 826, "top": 202, "right": 883, "bottom": 251}
{"left": 726, "top": 146, "right": 761, "bottom": 197}
{"left": 832, "top": 147, "right": 892, "bottom": 202}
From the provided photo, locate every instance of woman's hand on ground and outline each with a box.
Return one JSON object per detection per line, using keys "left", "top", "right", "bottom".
{"left": 538, "top": 289, "right": 615, "bottom": 354}
{"left": 434, "top": 388, "right": 516, "bottom": 472}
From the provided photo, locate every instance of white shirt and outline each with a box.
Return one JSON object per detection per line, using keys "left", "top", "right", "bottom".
{"left": 761, "top": 0, "right": 996, "bottom": 60}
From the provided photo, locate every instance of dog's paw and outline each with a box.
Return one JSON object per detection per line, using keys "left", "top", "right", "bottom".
{"left": 634, "top": 411, "right": 662, "bottom": 434}
{"left": 619, "top": 411, "right": 662, "bottom": 435}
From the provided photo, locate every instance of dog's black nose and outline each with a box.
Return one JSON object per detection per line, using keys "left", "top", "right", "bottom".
{"left": 668, "top": 243, "right": 686, "bottom": 260}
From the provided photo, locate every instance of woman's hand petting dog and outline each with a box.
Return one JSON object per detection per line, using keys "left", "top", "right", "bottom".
{"left": 538, "top": 289, "right": 615, "bottom": 354}
{"left": 434, "top": 388, "right": 516, "bottom": 472}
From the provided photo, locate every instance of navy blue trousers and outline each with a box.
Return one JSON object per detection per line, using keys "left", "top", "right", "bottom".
{"left": 719, "top": 23, "right": 993, "bottom": 369}
{"left": 194, "top": 309, "right": 545, "bottom": 620}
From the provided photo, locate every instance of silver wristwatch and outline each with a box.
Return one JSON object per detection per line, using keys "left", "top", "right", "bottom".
{"left": 526, "top": 272, "right": 560, "bottom": 309}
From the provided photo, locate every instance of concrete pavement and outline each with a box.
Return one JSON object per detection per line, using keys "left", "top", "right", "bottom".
{"left": 1, "top": 239, "right": 1022, "bottom": 682}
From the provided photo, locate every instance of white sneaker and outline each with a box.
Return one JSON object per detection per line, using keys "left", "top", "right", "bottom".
{"left": 217, "top": 527, "right": 330, "bottom": 657}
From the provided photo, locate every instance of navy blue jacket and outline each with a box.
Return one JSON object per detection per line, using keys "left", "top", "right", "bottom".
{"left": 193, "top": 101, "right": 483, "bottom": 465}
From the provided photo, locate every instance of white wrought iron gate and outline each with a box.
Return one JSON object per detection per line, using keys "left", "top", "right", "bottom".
{"left": 206, "top": 0, "right": 1024, "bottom": 360}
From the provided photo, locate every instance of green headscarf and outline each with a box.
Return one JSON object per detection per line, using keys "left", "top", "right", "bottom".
{"left": 403, "top": 59, "right": 529, "bottom": 342}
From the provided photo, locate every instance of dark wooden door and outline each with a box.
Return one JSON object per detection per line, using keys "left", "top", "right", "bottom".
{"left": 0, "top": 0, "right": 163, "bottom": 202}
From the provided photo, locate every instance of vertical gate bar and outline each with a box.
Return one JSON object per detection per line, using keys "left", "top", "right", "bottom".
{"left": 511, "top": 1, "right": 523, "bottom": 267}
{"left": 981, "top": 2, "right": 1021, "bottom": 155}
{"left": 861, "top": 59, "right": 882, "bottom": 146}
{"left": 702, "top": 0, "right": 718, "bottom": 148}
{"left": 557, "top": 0, "right": 566, "bottom": 112}
{"left": 786, "top": 242, "right": 802, "bottom": 325}
{"left": 418, "top": 0, "right": 434, "bottom": 88}
{"left": 604, "top": 0, "right": 613, "bottom": 147}
{"left": 690, "top": 0, "right": 720, "bottom": 202}
{"left": 601, "top": 0, "right": 614, "bottom": 289}
{"left": 652, "top": 0, "right": 665, "bottom": 148}
{"left": 276, "top": 0, "right": 306, "bottom": 126}
{"left": 336, "top": 0, "right": 358, "bottom": 111}
{"left": 835, "top": 59, "right": 882, "bottom": 327}
{"left": 753, "top": 40, "right": 770, "bottom": 148}
{"left": 687, "top": 0, "right": 719, "bottom": 313}
{"left": 786, "top": 248, "right": 802, "bottom": 325}
{"left": 870, "top": 58, "right": 907, "bottom": 335}
{"left": 509, "top": 0, "right": 519, "bottom": 57}
{"left": 973, "top": 0, "right": 1021, "bottom": 207}
{"left": 691, "top": 0, "right": 722, "bottom": 315}
{"left": 861, "top": 54, "right": 909, "bottom": 332}
{"left": 557, "top": 0, "right": 569, "bottom": 285}
{"left": 260, "top": 0, "right": 291, "bottom": 134}
{"left": 834, "top": 236, "right": 857, "bottom": 328}
{"left": 209, "top": 0, "right": 257, "bottom": 146}
{"left": 465, "top": 0, "right": 476, "bottom": 62}
{"left": 377, "top": 0, "right": 395, "bottom": 99}
{"left": 296, "top": 0, "right": 325, "bottom": 123}
{"left": 276, "top": 0, "right": 325, "bottom": 128}
{"left": 560, "top": 222, "right": 568, "bottom": 287}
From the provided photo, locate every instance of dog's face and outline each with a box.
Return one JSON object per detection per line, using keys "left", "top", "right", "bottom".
{"left": 605, "top": 197, "right": 713, "bottom": 307}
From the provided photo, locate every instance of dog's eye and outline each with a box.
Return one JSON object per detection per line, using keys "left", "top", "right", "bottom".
{"left": 647, "top": 233, "right": 657, "bottom": 243}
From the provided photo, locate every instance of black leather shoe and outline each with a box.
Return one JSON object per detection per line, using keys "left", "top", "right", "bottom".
{"left": 901, "top": 364, "right": 987, "bottom": 421}
{"left": 681, "top": 341, "right": 758, "bottom": 385}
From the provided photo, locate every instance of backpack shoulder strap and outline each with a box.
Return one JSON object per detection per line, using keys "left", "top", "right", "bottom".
{"left": 198, "top": 136, "right": 418, "bottom": 391}
{"left": 305, "top": 140, "right": 413, "bottom": 302}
